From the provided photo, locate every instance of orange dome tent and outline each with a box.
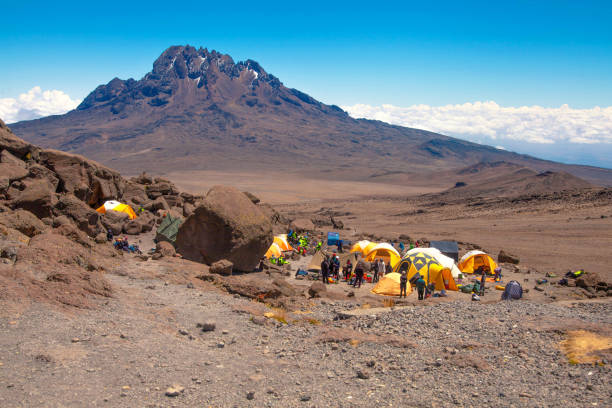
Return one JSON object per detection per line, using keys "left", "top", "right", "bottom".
{"left": 96, "top": 200, "right": 137, "bottom": 220}
{"left": 458, "top": 250, "right": 497, "bottom": 274}
{"left": 273, "top": 235, "right": 293, "bottom": 251}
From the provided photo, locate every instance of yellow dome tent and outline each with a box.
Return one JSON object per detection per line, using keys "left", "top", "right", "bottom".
{"left": 350, "top": 240, "right": 372, "bottom": 254}
{"left": 371, "top": 272, "right": 412, "bottom": 296}
{"left": 458, "top": 250, "right": 497, "bottom": 274}
{"left": 274, "top": 234, "right": 293, "bottom": 251}
{"left": 365, "top": 243, "right": 401, "bottom": 268}
{"left": 361, "top": 242, "right": 378, "bottom": 257}
{"left": 394, "top": 251, "right": 458, "bottom": 291}
{"left": 96, "top": 200, "right": 137, "bottom": 220}
{"left": 406, "top": 247, "right": 461, "bottom": 278}
{"left": 265, "top": 242, "right": 282, "bottom": 259}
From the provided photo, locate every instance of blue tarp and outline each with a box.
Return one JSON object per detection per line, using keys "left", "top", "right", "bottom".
{"left": 327, "top": 232, "right": 340, "bottom": 246}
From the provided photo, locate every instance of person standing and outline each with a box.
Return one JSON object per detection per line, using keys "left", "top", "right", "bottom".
{"left": 379, "top": 259, "right": 386, "bottom": 276}
{"left": 479, "top": 266, "right": 486, "bottom": 296}
{"left": 373, "top": 259, "right": 380, "bottom": 283}
{"left": 321, "top": 256, "right": 329, "bottom": 284}
{"left": 399, "top": 270, "right": 408, "bottom": 298}
{"left": 354, "top": 257, "right": 365, "bottom": 288}
{"left": 416, "top": 275, "right": 426, "bottom": 300}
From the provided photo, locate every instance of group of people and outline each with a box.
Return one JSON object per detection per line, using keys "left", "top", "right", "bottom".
{"left": 320, "top": 253, "right": 341, "bottom": 283}
{"left": 113, "top": 236, "right": 142, "bottom": 254}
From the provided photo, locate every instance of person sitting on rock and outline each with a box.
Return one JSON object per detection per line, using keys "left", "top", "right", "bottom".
{"left": 106, "top": 229, "right": 114, "bottom": 242}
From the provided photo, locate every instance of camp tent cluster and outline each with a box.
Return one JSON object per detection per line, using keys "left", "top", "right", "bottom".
{"left": 372, "top": 245, "right": 498, "bottom": 297}
{"left": 350, "top": 240, "right": 401, "bottom": 268}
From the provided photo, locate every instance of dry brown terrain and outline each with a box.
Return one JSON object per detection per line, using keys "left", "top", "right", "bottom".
{"left": 169, "top": 169, "right": 612, "bottom": 281}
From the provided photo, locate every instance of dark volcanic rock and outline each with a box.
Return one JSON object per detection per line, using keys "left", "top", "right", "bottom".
{"left": 498, "top": 250, "right": 520, "bottom": 264}
{"left": 175, "top": 185, "right": 273, "bottom": 271}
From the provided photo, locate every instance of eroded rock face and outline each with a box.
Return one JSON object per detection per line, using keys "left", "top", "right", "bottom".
{"left": 0, "top": 209, "right": 47, "bottom": 237}
{"left": 176, "top": 185, "right": 273, "bottom": 271}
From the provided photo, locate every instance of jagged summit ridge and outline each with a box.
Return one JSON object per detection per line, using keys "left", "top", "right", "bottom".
{"left": 76, "top": 45, "right": 339, "bottom": 116}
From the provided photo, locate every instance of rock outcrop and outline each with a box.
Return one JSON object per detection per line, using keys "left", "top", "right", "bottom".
{"left": 176, "top": 186, "right": 273, "bottom": 271}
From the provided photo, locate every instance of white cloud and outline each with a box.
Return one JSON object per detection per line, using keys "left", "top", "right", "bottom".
{"left": 0, "top": 87, "right": 80, "bottom": 123}
{"left": 342, "top": 101, "right": 612, "bottom": 145}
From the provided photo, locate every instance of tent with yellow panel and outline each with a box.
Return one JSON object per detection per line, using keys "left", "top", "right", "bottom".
{"left": 371, "top": 272, "right": 412, "bottom": 296}
{"left": 274, "top": 234, "right": 293, "bottom": 251}
{"left": 265, "top": 242, "right": 282, "bottom": 259}
{"left": 364, "top": 243, "right": 401, "bottom": 268}
{"left": 361, "top": 242, "right": 378, "bottom": 257}
{"left": 394, "top": 251, "right": 458, "bottom": 291}
{"left": 350, "top": 240, "right": 371, "bottom": 254}
{"left": 96, "top": 200, "right": 137, "bottom": 220}
{"left": 458, "top": 250, "right": 497, "bottom": 274}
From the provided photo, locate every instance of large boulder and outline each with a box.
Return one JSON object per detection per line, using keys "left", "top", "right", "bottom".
{"left": 8, "top": 178, "right": 57, "bottom": 218}
{"left": 145, "top": 181, "right": 178, "bottom": 199}
{"left": 498, "top": 250, "right": 520, "bottom": 265}
{"left": 308, "top": 282, "right": 327, "bottom": 298}
{"left": 155, "top": 241, "right": 176, "bottom": 257}
{"left": 26, "top": 163, "right": 60, "bottom": 192}
{"left": 53, "top": 194, "right": 101, "bottom": 237}
{"left": 210, "top": 259, "right": 233, "bottom": 276}
{"left": 122, "top": 182, "right": 149, "bottom": 206}
{"left": 0, "top": 209, "right": 47, "bottom": 237}
{"left": 39, "top": 149, "right": 124, "bottom": 206}
{"left": 142, "top": 196, "right": 170, "bottom": 212}
{"left": 0, "top": 162, "right": 28, "bottom": 182}
{"left": 1, "top": 149, "right": 26, "bottom": 166}
{"left": 100, "top": 209, "right": 130, "bottom": 235}
{"left": 176, "top": 185, "right": 273, "bottom": 271}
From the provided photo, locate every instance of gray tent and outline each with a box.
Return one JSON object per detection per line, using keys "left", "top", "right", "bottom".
{"left": 429, "top": 241, "right": 459, "bottom": 262}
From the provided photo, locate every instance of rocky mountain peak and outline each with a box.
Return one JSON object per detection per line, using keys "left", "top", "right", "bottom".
{"left": 76, "top": 45, "right": 290, "bottom": 113}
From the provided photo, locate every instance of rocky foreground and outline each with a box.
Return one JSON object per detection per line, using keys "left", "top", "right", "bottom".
{"left": 1, "top": 259, "right": 610, "bottom": 407}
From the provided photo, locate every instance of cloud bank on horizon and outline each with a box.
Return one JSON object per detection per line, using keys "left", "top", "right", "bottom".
{"left": 343, "top": 101, "right": 612, "bottom": 168}
{"left": 0, "top": 87, "right": 80, "bottom": 123}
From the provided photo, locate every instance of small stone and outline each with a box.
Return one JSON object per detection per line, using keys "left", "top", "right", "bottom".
{"left": 165, "top": 384, "right": 185, "bottom": 397}
{"left": 366, "top": 360, "right": 375, "bottom": 368}
{"left": 187, "top": 282, "right": 194, "bottom": 289}
{"left": 222, "top": 329, "right": 229, "bottom": 335}
{"left": 217, "top": 342, "right": 225, "bottom": 348}
{"left": 246, "top": 391, "right": 255, "bottom": 400}
{"left": 71, "top": 338, "right": 80, "bottom": 343}
{"left": 178, "top": 329, "right": 189, "bottom": 336}
{"left": 356, "top": 369, "right": 370, "bottom": 379}
{"left": 121, "top": 386, "right": 130, "bottom": 390}
{"left": 197, "top": 321, "right": 216, "bottom": 332}
{"left": 119, "top": 334, "right": 127, "bottom": 339}
{"left": 519, "top": 392, "right": 533, "bottom": 398}
{"left": 300, "top": 395, "right": 311, "bottom": 402}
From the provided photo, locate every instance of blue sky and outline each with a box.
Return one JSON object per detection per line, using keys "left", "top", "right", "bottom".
{"left": 1, "top": 0, "right": 611, "bottom": 167}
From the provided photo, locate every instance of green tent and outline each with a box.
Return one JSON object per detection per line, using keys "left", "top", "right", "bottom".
{"left": 156, "top": 215, "right": 183, "bottom": 244}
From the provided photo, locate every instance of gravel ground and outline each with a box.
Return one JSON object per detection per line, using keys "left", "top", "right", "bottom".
{"left": 1, "top": 265, "right": 611, "bottom": 407}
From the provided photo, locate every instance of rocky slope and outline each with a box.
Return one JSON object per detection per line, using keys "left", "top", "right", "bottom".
{"left": 10, "top": 45, "right": 612, "bottom": 186}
